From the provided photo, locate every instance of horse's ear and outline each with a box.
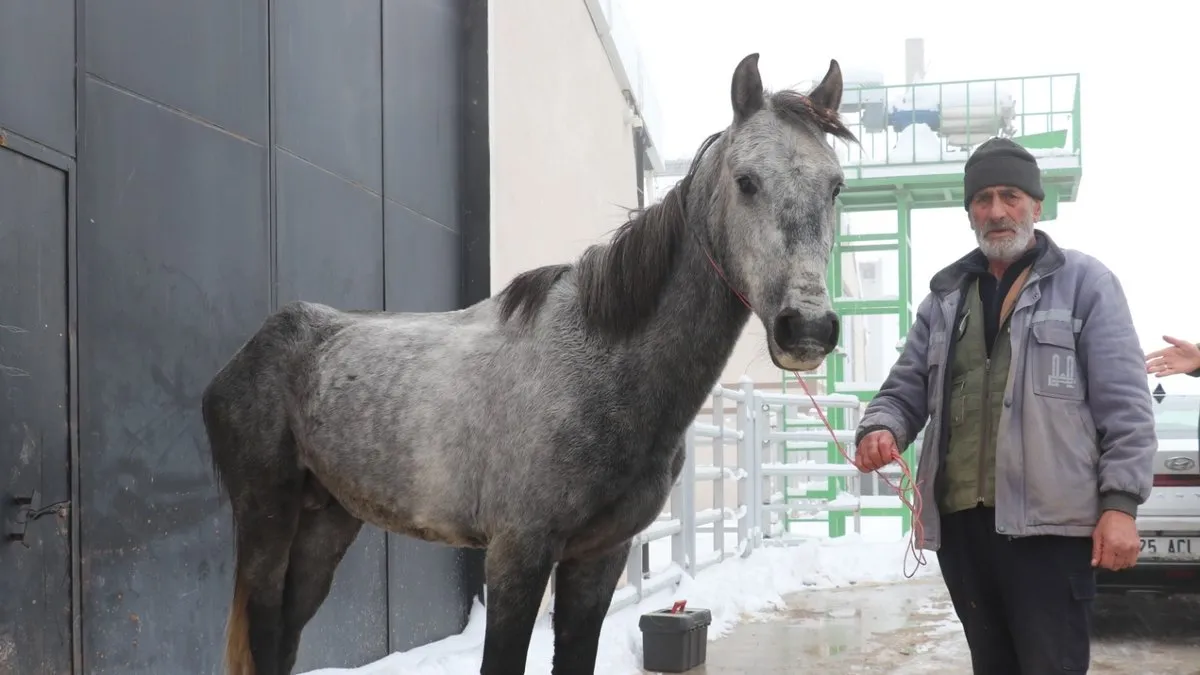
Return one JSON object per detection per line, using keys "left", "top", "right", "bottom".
{"left": 730, "top": 53, "right": 764, "bottom": 124}
{"left": 808, "top": 58, "right": 844, "bottom": 113}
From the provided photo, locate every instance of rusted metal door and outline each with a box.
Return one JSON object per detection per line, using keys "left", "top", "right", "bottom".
{"left": 0, "top": 134, "right": 75, "bottom": 675}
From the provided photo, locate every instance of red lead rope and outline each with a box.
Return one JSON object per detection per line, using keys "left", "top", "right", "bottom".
{"left": 696, "top": 242, "right": 928, "bottom": 578}
{"left": 793, "top": 377, "right": 928, "bottom": 578}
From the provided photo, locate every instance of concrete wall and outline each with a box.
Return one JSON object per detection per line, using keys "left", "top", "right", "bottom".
{"left": 489, "top": 0, "right": 640, "bottom": 293}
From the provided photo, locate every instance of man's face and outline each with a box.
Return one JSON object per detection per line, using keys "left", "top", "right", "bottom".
{"left": 967, "top": 185, "right": 1041, "bottom": 262}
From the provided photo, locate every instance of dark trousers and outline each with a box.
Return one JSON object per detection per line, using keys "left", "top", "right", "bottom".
{"left": 937, "top": 506, "right": 1096, "bottom": 674}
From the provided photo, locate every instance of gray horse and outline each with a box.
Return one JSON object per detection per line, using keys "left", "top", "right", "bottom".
{"left": 203, "top": 52, "right": 854, "bottom": 675}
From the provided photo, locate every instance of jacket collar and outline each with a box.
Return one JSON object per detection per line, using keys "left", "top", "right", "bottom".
{"left": 929, "top": 228, "right": 1065, "bottom": 296}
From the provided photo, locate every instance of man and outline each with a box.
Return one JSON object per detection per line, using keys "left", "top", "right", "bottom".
{"left": 853, "top": 137, "right": 1157, "bottom": 674}
{"left": 1146, "top": 336, "right": 1200, "bottom": 378}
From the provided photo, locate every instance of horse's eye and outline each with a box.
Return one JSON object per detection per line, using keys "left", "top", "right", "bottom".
{"left": 832, "top": 183, "right": 844, "bottom": 200}
{"left": 736, "top": 175, "right": 758, "bottom": 196}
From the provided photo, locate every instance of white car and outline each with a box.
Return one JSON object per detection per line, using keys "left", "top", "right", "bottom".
{"left": 1097, "top": 393, "right": 1200, "bottom": 595}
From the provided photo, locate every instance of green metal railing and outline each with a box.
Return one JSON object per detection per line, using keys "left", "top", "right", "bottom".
{"left": 832, "top": 73, "right": 1082, "bottom": 169}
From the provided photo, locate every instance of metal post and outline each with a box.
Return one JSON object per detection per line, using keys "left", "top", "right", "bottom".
{"left": 670, "top": 446, "right": 685, "bottom": 569}
{"left": 753, "top": 391, "right": 771, "bottom": 548}
{"left": 758, "top": 394, "right": 776, "bottom": 540}
{"left": 712, "top": 388, "right": 726, "bottom": 561}
{"left": 736, "top": 377, "right": 754, "bottom": 556}
{"left": 625, "top": 540, "right": 643, "bottom": 604}
{"left": 682, "top": 429, "right": 697, "bottom": 575}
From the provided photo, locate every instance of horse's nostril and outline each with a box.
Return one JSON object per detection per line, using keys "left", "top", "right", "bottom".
{"left": 773, "top": 309, "right": 804, "bottom": 349}
{"left": 827, "top": 313, "right": 840, "bottom": 346}
{"left": 774, "top": 309, "right": 839, "bottom": 351}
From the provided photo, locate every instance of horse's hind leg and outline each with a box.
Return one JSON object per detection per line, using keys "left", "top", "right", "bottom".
{"left": 226, "top": 484, "right": 304, "bottom": 675}
{"left": 277, "top": 486, "right": 363, "bottom": 674}
{"left": 480, "top": 533, "right": 558, "bottom": 675}
{"left": 550, "top": 541, "right": 631, "bottom": 675}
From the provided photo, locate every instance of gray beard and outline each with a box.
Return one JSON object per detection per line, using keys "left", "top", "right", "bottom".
{"left": 974, "top": 220, "right": 1034, "bottom": 263}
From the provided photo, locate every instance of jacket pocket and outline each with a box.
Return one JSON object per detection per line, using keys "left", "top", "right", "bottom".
{"left": 1023, "top": 324, "right": 1100, "bottom": 527}
{"left": 1029, "top": 322, "right": 1086, "bottom": 401}
{"left": 1023, "top": 406, "right": 1100, "bottom": 527}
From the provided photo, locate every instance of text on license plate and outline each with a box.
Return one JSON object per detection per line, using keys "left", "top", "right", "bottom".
{"left": 1139, "top": 537, "right": 1200, "bottom": 559}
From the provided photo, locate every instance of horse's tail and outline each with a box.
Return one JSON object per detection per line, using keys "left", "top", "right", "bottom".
{"left": 224, "top": 561, "right": 255, "bottom": 675}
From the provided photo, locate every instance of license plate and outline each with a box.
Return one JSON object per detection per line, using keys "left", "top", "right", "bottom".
{"left": 1139, "top": 537, "right": 1200, "bottom": 560}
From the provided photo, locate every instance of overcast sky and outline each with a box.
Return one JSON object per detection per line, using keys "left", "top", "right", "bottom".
{"left": 621, "top": 0, "right": 1200, "bottom": 394}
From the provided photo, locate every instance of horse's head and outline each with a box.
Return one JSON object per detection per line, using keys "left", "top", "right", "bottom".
{"left": 711, "top": 54, "right": 854, "bottom": 372}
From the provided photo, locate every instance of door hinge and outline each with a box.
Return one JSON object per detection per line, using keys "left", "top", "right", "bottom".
{"left": 6, "top": 490, "right": 70, "bottom": 548}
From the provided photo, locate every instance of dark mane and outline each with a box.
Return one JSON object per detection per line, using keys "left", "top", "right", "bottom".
{"left": 769, "top": 90, "right": 859, "bottom": 144}
{"left": 496, "top": 263, "right": 573, "bottom": 325}
{"left": 497, "top": 133, "right": 722, "bottom": 339}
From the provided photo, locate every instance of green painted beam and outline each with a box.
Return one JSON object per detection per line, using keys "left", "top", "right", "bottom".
{"left": 838, "top": 168, "right": 1081, "bottom": 219}
{"left": 834, "top": 298, "right": 914, "bottom": 316}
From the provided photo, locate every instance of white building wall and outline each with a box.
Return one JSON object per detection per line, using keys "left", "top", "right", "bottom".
{"left": 489, "top": 0, "right": 640, "bottom": 294}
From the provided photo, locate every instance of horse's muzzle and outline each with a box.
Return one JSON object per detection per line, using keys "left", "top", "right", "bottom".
{"left": 768, "top": 308, "right": 839, "bottom": 370}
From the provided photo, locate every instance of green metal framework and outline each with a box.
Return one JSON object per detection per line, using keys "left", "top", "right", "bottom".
{"left": 779, "top": 72, "right": 1084, "bottom": 538}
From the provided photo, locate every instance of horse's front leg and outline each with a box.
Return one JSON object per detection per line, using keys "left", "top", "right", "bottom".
{"left": 480, "top": 532, "right": 557, "bottom": 675}
{"left": 550, "top": 541, "right": 631, "bottom": 674}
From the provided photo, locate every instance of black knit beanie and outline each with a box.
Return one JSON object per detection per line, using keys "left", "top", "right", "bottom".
{"left": 962, "top": 137, "right": 1044, "bottom": 209}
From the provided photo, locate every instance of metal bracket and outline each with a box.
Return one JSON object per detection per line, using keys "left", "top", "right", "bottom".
{"left": 6, "top": 490, "right": 69, "bottom": 548}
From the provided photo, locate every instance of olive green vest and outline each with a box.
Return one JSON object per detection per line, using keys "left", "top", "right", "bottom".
{"left": 940, "top": 278, "right": 1014, "bottom": 514}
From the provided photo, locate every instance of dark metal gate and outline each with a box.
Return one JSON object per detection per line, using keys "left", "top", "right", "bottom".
{"left": 0, "top": 130, "right": 76, "bottom": 675}
{"left": 0, "top": 0, "right": 490, "bottom": 672}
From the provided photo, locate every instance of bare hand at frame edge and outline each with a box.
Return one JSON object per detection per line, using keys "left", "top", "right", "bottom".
{"left": 1145, "top": 335, "right": 1200, "bottom": 377}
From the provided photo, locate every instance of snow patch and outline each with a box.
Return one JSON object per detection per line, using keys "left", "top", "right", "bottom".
{"left": 301, "top": 530, "right": 940, "bottom": 675}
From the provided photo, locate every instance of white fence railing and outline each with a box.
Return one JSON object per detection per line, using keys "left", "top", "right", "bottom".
{"left": 602, "top": 376, "right": 913, "bottom": 616}
{"left": 593, "top": 382, "right": 1200, "bottom": 616}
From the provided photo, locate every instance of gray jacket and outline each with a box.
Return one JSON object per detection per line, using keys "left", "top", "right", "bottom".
{"left": 858, "top": 230, "right": 1157, "bottom": 551}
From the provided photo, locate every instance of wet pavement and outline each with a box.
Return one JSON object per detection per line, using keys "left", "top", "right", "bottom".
{"left": 668, "top": 577, "right": 1200, "bottom": 674}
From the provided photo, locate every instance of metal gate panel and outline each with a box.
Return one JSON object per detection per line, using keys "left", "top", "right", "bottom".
{"left": 0, "top": 137, "right": 73, "bottom": 675}
{"left": 274, "top": 0, "right": 383, "bottom": 195}
{"left": 76, "top": 78, "right": 271, "bottom": 675}
{"left": 384, "top": 209, "right": 461, "bottom": 314}
{"left": 0, "top": 1, "right": 76, "bottom": 156}
{"left": 275, "top": 151, "right": 391, "bottom": 672}
{"left": 4, "top": 0, "right": 489, "bottom": 670}
{"left": 383, "top": 0, "right": 461, "bottom": 230}
{"left": 83, "top": 0, "right": 268, "bottom": 143}
{"left": 275, "top": 153, "right": 386, "bottom": 310}
{"left": 270, "top": 2, "right": 392, "bottom": 667}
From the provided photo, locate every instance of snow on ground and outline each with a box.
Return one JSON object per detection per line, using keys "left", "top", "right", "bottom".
{"left": 302, "top": 516, "right": 939, "bottom": 675}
